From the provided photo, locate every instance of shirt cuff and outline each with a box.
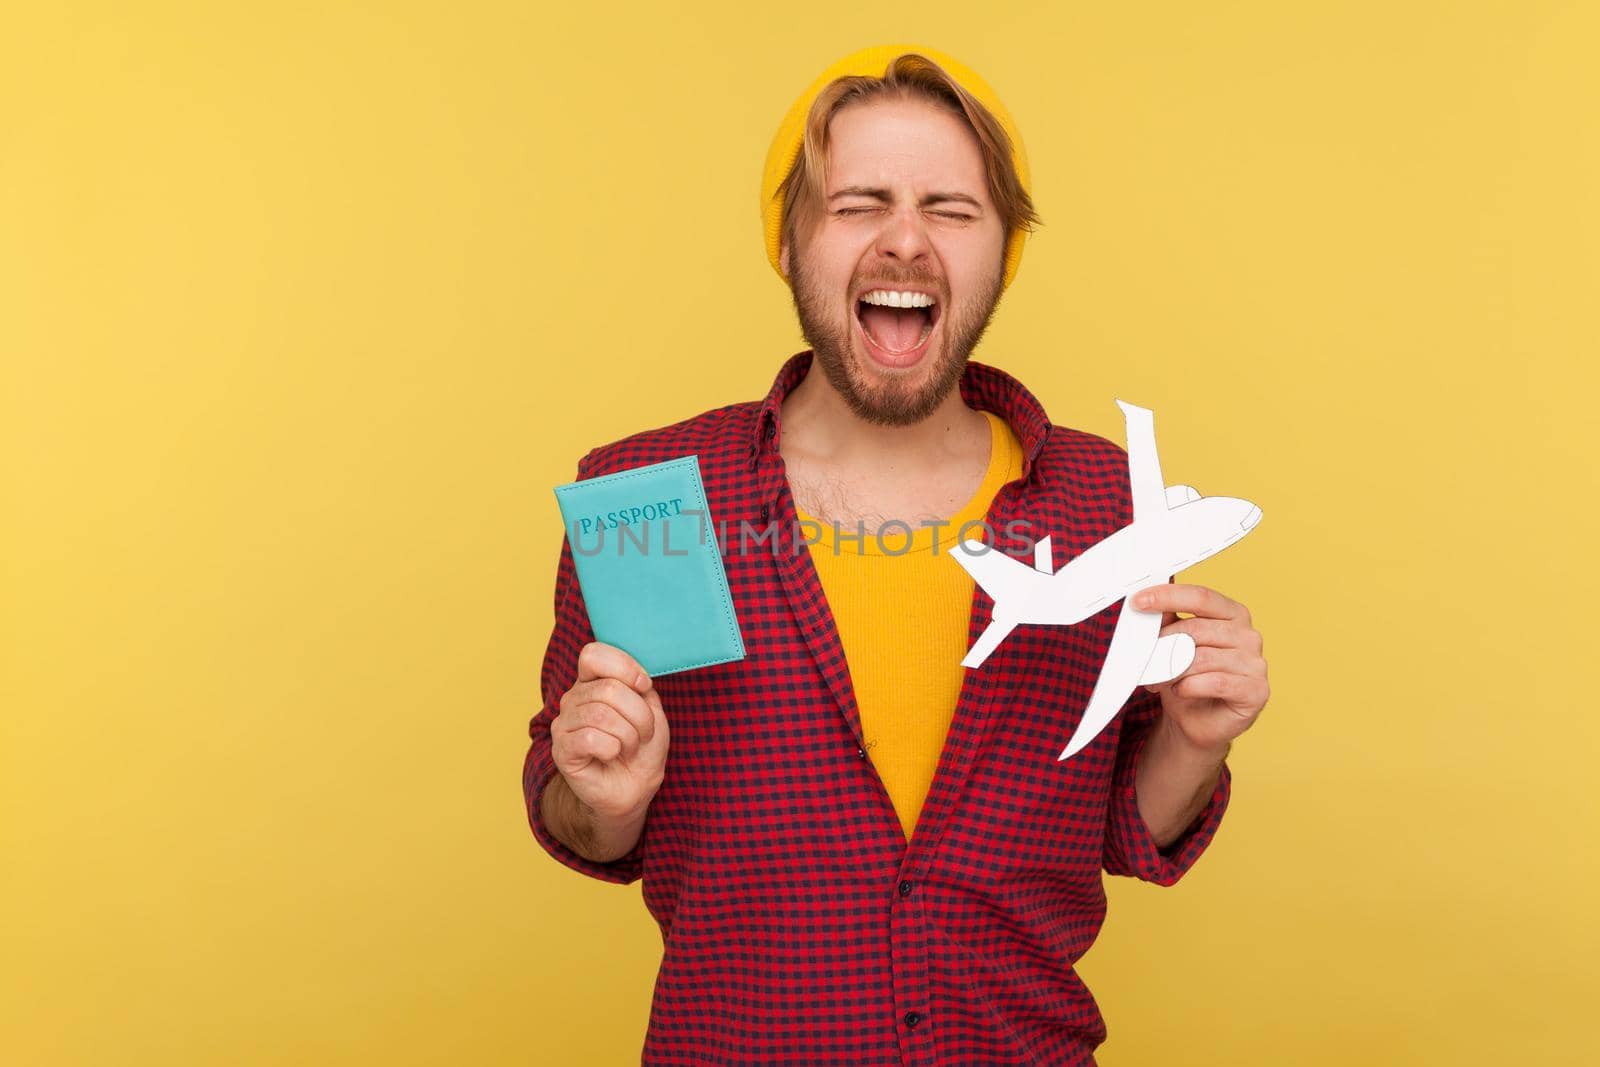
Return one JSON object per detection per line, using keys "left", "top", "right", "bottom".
{"left": 1103, "top": 722, "right": 1231, "bottom": 887}
{"left": 523, "top": 719, "right": 646, "bottom": 886}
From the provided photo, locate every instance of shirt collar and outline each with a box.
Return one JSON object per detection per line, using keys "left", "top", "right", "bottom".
{"left": 748, "top": 351, "right": 1053, "bottom": 483}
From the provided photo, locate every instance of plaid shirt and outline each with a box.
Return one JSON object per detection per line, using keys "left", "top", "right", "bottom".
{"left": 524, "top": 351, "right": 1231, "bottom": 1066}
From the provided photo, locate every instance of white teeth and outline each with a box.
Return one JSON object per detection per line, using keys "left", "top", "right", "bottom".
{"left": 860, "top": 289, "right": 936, "bottom": 308}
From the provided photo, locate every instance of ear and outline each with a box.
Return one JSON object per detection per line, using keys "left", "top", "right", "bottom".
{"left": 779, "top": 240, "right": 790, "bottom": 282}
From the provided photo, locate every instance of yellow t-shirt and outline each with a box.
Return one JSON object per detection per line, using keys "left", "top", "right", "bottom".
{"left": 796, "top": 410, "right": 1025, "bottom": 841}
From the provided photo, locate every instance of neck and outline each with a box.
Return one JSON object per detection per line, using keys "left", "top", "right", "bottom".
{"left": 779, "top": 355, "right": 988, "bottom": 470}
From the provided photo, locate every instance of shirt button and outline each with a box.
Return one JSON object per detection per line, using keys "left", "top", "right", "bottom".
{"left": 759, "top": 504, "right": 769, "bottom": 523}
{"left": 765, "top": 421, "right": 776, "bottom": 441}
{"left": 856, "top": 747, "right": 867, "bottom": 760}
{"left": 903, "top": 1010, "right": 921, "bottom": 1028}
{"left": 898, "top": 879, "right": 913, "bottom": 897}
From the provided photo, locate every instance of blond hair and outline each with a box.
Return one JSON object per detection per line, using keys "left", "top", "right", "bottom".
{"left": 777, "top": 52, "right": 1042, "bottom": 264}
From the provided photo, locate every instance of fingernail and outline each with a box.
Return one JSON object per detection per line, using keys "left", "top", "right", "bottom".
{"left": 635, "top": 671, "right": 650, "bottom": 689}
{"left": 1134, "top": 592, "right": 1151, "bottom": 608}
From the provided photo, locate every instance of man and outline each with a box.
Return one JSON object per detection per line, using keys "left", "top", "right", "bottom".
{"left": 523, "top": 44, "right": 1270, "bottom": 1066}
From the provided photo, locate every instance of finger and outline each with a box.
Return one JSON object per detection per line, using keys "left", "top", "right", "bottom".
{"left": 592, "top": 676, "right": 657, "bottom": 745}
{"left": 564, "top": 725, "right": 623, "bottom": 764}
{"left": 563, "top": 676, "right": 657, "bottom": 746}
{"left": 576, "top": 640, "right": 653, "bottom": 692}
{"left": 1182, "top": 645, "right": 1265, "bottom": 680}
{"left": 567, "top": 700, "right": 642, "bottom": 760}
{"left": 641, "top": 685, "right": 667, "bottom": 739}
{"left": 1134, "top": 584, "right": 1248, "bottom": 622}
{"left": 1172, "top": 670, "right": 1268, "bottom": 709}
{"left": 1160, "top": 616, "right": 1261, "bottom": 652}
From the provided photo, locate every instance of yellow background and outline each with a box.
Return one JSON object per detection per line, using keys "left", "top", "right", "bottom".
{"left": 4, "top": 2, "right": 1595, "bottom": 1063}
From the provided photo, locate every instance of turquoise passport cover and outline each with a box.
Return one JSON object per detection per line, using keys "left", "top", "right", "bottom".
{"left": 553, "top": 454, "right": 745, "bottom": 676}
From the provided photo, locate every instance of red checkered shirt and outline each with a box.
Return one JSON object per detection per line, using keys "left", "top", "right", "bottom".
{"left": 524, "top": 351, "right": 1231, "bottom": 1066}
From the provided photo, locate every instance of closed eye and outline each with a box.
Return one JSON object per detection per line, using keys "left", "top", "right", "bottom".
{"left": 834, "top": 208, "right": 974, "bottom": 221}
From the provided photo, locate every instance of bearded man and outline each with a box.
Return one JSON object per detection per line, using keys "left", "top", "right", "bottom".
{"left": 524, "top": 43, "right": 1270, "bottom": 1066}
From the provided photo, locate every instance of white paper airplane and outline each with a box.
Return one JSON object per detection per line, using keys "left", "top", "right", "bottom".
{"left": 950, "top": 400, "right": 1262, "bottom": 761}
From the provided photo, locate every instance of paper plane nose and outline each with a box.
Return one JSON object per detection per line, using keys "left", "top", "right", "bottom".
{"left": 1241, "top": 505, "right": 1262, "bottom": 530}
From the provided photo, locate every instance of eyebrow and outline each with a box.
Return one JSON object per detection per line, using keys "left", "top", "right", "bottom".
{"left": 827, "top": 186, "right": 983, "bottom": 210}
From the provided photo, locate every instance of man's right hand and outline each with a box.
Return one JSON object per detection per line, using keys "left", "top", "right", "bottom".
{"left": 551, "top": 641, "right": 670, "bottom": 822}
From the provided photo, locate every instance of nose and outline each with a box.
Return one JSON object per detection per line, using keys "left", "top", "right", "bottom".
{"left": 874, "top": 204, "right": 933, "bottom": 266}
{"left": 1241, "top": 504, "right": 1263, "bottom": 530}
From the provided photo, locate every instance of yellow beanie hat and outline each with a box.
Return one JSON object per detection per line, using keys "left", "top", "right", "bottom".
{"left": 760, "top": 43, "right": 1032, "bottom": 293}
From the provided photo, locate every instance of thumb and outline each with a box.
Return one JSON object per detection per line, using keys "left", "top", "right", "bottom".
{"left": 642, "top": 686, "right": 668, "bottom": 740}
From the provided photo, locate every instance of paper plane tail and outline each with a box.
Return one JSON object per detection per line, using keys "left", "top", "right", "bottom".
{"left": 961, "top": 618, "right": 1018, "bottom": 669}
{"left": 950, "top": 538, "right": 1037, "bottom": 602}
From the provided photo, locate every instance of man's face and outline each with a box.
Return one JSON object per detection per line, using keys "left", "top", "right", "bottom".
{"left": 782, "top": 94, "right": 1008, "bottom": 427}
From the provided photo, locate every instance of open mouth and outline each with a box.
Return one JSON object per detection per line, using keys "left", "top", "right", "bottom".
{"left": 854, "top": 291, "right": 942, "bottom": 367}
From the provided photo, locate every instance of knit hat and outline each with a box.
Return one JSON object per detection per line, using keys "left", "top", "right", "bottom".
{"left": 760, "top": 43, "right": 1032, "bottom": 293}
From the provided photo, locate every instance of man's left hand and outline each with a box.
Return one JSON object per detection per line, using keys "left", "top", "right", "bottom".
{"left": 1133, "top": 583, "right": 1270, "bottom": 754}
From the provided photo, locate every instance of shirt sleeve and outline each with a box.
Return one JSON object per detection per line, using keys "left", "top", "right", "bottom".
{"left": 1101, "top": 686, "right": 1231, "bottom": 886}
{"left": 521, "top": 451, "right": 647, "bottom": 885}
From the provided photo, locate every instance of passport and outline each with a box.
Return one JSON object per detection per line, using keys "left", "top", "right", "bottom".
{"left": 553, "top": 453, "right": 746, "bottom": 677}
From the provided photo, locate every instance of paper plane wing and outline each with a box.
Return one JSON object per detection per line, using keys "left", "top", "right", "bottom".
{"left": 1116, "top": 400, "right": 1168, "bottom": 524}
{"left": 1058, "top": 595, "right": 1164, "bottom": 760}
{"left": 1138, "top": 632, "right": 1196, "bottom": 685}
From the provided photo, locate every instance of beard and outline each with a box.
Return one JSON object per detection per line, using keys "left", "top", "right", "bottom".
{"left": 787, "top": 239, "right": 1006, "bottom": 427}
